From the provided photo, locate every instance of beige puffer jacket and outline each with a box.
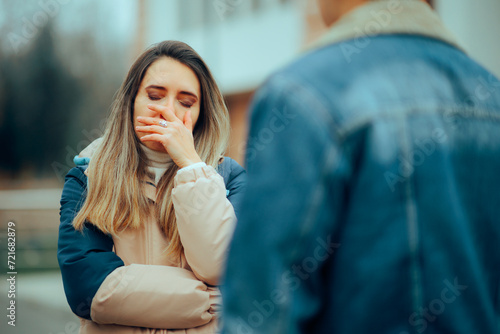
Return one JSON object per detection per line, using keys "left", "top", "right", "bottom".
{"left": 76, "top": 142, "right": 237, "bottom": 333}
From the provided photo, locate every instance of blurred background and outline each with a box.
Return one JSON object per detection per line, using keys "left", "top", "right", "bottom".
{"left": 0, "top": 0, "right": 499, "bottom": 332}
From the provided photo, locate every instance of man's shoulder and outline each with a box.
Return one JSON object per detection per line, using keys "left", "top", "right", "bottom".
{"left": 258, "top": 34, "right": 492, "bottom": 122}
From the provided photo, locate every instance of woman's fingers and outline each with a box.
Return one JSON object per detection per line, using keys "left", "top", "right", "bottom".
{"left": 136, "top": 116, "right": 162, "bottom": 126}
{"left": 136, "top": 116, "right": 172, "bottom": 127}
{"left": 140, "top": 133, "right": 167, "bottom": 144}
{"left": 135, "top": 124, "right": 168, "bottom": 134}
{"left": 147, "top": 104, "right": 180, "bottom": 123}
{"left": 183, "top": 110, "right": 193, "bottom": 132}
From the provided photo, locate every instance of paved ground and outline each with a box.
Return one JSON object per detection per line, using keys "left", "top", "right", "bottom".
{"left": 1, "top": 271, "right": 80, "bottom": 334}
{"left": 0, "top": 188, "right": 63, "bottom": 211}
{"left": 0, "top": 188, "right": 63, "bottom": 273}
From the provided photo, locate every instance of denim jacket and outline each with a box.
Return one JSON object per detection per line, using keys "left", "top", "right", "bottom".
{"left": 222, "top": 1, "right": 500, "bottom": 333}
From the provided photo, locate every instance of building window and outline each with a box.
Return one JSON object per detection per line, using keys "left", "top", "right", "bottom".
{"left": 179, "top": 0, "right": 286, "bottom": 30}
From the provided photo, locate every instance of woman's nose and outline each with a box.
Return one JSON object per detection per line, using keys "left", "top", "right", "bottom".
{"left": 161, "top": 99, "right": 175, "bottom": 111}
{"left": 155, "top": 100, "right": 176, "bottom": 119}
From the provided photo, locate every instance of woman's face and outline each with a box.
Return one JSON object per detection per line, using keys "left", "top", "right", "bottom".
{"left": 133, "top": 57, "right": 201, "bottom": 153}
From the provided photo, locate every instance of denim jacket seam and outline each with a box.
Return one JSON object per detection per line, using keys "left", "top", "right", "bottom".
{"left": 399, "top": 117, "right": 424, "bottom": 318}
{"left": 286, "top": 144, "right": 342, "bottom": 264}
{"left": 336, "top": 104, "right": 500, "bottom": 141}
{"left": 439, "top": 106, "right": 500, "bottom": 122}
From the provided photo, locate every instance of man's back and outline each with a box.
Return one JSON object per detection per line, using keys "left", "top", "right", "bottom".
{"left": 289, "top": 33, "right": 500, "bottom": 333}
{"left": 222, "top": 3, "right": 500, "bottom": 334}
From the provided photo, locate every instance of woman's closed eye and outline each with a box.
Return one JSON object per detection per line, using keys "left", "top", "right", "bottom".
{"left": 179, "top": 100, "right": 194, "bottom": 108}
{"left": 148, "top": 94, "right": 162, "bottom": 101}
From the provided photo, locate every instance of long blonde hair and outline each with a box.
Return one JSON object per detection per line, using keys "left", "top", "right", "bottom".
{"left": 73, "top": 41, "right": 230, "bottom": 258}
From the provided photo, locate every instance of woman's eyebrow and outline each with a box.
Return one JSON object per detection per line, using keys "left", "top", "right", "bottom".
{"left": 179, "top": 90, "right": 199, "bottom": 101}
{"left": 145, "top": 85, "right": 166, "bottom": 91}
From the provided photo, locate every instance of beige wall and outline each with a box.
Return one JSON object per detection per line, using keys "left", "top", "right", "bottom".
{"left": 225, "top": 92, "right": 253, "bottom": 165}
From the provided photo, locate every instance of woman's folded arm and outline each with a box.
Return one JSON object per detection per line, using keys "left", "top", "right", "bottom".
{"left": 90, "top": 264, "right": 214, "bottom": 329}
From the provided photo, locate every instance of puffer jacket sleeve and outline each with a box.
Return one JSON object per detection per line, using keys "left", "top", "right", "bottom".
{"left": 90, "top": 264, "right": 216, "bottom": 329}
{"left": 171, "top": 158, "right": 246, "bottom": 286}
{"left": 58, "top": 166, "right": 125, "bottom": 320}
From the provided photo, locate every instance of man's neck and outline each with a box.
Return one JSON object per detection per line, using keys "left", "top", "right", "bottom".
{"left": 322, "top": 0, "right": 429, "bottom": 27}
{"left": 321, "top": 0, "right": 369, "bottom": 27}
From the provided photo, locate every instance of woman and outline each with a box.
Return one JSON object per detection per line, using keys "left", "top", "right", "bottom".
{"left": 58, "top": 40, "right": 246, "bottom": 333}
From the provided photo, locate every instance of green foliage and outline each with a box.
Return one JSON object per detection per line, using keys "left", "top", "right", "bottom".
{"left": 0, "top": 18, "right": 124, "bottom": 180}
{"left": 0, "top": 21, "right": 79, "bottom": 177}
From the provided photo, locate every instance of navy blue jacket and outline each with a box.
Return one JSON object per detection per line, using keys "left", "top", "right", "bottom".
{"left": 58, "top": 157, "right": 246, "bottom": 319}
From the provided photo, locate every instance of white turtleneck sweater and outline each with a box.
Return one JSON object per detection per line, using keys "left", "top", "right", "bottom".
{"left": 141, "top": 144, "right": 206, "bottom": 185}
